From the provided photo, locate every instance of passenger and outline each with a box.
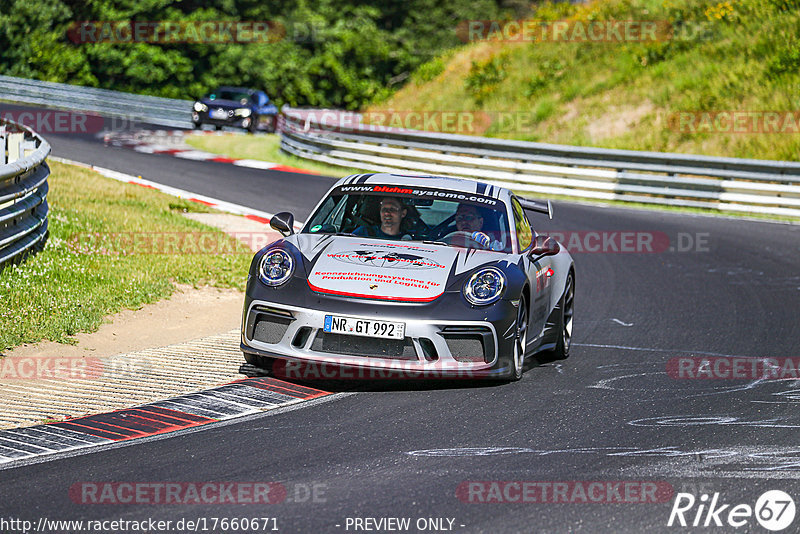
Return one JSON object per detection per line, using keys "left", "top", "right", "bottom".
{"left": 353, "top": 196, "right": 408, "bottom": 240}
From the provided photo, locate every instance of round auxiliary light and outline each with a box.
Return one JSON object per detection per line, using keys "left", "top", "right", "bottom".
{"left": 259, "top": 249, "right": 294, "bottom": 286}
{"left": 463, "top": 267, "right": 506, "bottom": 306}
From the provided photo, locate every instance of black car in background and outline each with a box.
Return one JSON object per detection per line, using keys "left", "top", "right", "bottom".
{"left": 192, "top": 87, "right": 279, "bottom": 133}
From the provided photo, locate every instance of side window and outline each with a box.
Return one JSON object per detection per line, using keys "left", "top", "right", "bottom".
{"left": 511, "top": 198, "right": 533, "bottom": 251}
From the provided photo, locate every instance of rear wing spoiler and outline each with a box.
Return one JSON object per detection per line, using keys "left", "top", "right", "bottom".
{"left": 518, "top": 198, "right": 553, "bottom": 220}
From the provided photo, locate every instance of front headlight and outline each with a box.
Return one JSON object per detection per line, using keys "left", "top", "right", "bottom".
{"left": 258, "top": 250, "right": 294, "bottom": 286}
{"left": 193, "top": 102, "right": 208, "bottom": 112}
{"left": 234, "top": 108, "right": 252, "bottom": 117}
{"left": 463, "top": 267, "right": 506, "bottom": 306}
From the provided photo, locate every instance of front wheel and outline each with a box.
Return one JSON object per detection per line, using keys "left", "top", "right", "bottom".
{"left": 247, "top": 114, "right": 259, "bottom": 134}
{"left": 509, "top": 297, "right": 528, "bottom": 381}
{"left": 264, "top": 115, "right": 277, "bottom": 134}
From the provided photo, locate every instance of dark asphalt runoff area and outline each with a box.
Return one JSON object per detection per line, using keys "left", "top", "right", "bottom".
{"left": 2, "top": 104, "right": 800, "bottom": 533}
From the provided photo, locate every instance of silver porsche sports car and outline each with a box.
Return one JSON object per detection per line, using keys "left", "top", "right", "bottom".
{"left": 241, "top": 173, "right": 574, "bottom": 381}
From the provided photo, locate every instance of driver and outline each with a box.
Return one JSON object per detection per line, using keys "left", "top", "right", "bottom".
{"left": 455, "top": 204, "right": 484, "bottom": 233}
{"left": 353, "top": 196, "right": 409, "bottom": 240}
{"left": 450, "top": 203, "right": 503, "bottom": 250}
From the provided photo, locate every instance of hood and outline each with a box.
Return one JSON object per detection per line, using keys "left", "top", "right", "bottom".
{"left": 287, "top": 234, "right": 509, "bottom": 303}
{"left": 201, "top": 98, "right": 246, "bottom": 109}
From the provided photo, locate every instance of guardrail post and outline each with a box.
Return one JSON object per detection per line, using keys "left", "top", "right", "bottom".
{"left": 0, "top": 119, "right": 51, "bottom": 268}
{"left": 0, "top": 127, "right": 6, "bottom": 164}
{"left": 21, "top": 139, "right": 37, "bottom": 158}
{"left": 6, "top": 132, "right": 23, "bottom": 163}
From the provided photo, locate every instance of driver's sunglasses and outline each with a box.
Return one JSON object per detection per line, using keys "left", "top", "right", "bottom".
{"left": 380, "top": 206, "right": 401, "bottom": 214}
{"left": 455, "top": 214, "right": 480, "bottom": 222}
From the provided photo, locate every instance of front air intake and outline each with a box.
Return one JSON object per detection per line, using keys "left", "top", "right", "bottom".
{"left": 439, "top": 326, "right": 494, "bottom": 363}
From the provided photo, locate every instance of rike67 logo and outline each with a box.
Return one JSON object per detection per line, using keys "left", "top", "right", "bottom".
{"left": 668, "top": 490, "right": 795, "bottom": 531}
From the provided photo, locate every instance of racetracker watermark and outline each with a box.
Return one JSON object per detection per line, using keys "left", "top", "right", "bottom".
{"left": 0, "top": 355, "right": 150, "bottom": 381}
{"left": 457, "top": 20, "right": 672, "bottom": 43}
{"left": 667, "top": 357, "right": 800, "bottom": 380}
{"left": 294, "top": 109, "right": 564, "bottom": 136}
{"left": 67, "top": 231, "right": 278, "bottom": 255}
{"left": 69, "top": 482, "right": 287, "bottom": 505}
{"left": 668, "top": 111, "right": 800, "bottom": 134}
{"left": 0, "top": 110, "right": 106, "bottom": 135}
{"left": 0, "top": 356, "right": 103, "bottom": 380}
{"left": 270, "top": 360, "right": 495, "bottom": 381}
{"left": 67, "top": 21, "right": 284, "bottom": 44}
{"left": 545, "top": 231, "right": 709, "bottom": 254}
{"left": 457, "top": 481, "right": 674, "bottom": 503}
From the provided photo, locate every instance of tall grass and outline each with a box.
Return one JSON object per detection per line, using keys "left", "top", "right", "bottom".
{"left": 373, "top": 0, "right": 800, "bottom": 160}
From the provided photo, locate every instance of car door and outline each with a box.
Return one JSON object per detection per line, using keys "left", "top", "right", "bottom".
{"left": 511, "top": 197, "right": 553, "bottom": 343}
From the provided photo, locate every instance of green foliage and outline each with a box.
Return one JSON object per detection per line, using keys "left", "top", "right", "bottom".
{"left": 765, "top": 37, "right": 800, "bottom": 79}
{"left": 0, "top": 0, "right": 507, "bottom": 109}
{"left": 380, "top": 0, "right": 800, "bottom": 161}
{"left": 465, "top": 52, "right": 510, "bottom": 106}
{"left": 411, "top": 55, "right": 447, "bottom": 84}
{"left": 524, "top": 59, "right": 565, "bottom": 98}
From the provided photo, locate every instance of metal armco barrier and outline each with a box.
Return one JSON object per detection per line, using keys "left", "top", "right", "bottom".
{"left": 280, "top": 107, "right": 800, "bottom": 218}
{"left": 0, "top": 119, "right": 51, "bottom": 267}
{"left": 0, "top": 75, "right": 193, "bottom": 129}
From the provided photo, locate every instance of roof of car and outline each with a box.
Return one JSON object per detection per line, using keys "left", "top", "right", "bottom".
{"left": 334, "top": 173, "right": 510, "bottom": 200}
{"left": 215, "top": 86, "right": 257, "bottom": 93}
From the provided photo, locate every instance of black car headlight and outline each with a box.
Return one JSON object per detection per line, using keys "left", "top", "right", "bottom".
{"left": 463, "top": 267, "right": 506, "bottom": 306}
{"left": 193, "top": 102, "right": 208, "bottom": 112}
{"left": 258, "top": 250, "right": 294, "bottom": 286}
{"left": 234, "top": 108, "right": 252, "bottom": 117}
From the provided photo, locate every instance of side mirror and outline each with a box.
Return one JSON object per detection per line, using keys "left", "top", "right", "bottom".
{"left": 529, "top": 235, "right": 560, "bottom": 258}
{"left": 270, "top": 212, "right": 295, "bottom": 236}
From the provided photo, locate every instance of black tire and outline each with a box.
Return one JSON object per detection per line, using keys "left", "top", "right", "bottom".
{"left": 264, "top": 115, "right": 277, "bottom": 134}
{"left": 550, "top": 271, "right": 574, "bottom": 360}
{"left": 247, "top": 114, "right": 259, "bottom": 134}
{"left": 509, "top": 297, "right": 528, "bottom": 381}
{"left": 192, "top": 121, "right": 201, "bottom": 130}
{"left": 215, "top": 125, "right": 223, "bottom": 131}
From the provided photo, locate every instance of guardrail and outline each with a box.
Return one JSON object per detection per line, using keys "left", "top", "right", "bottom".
{"left": 280, "top": 107, "right": 800, "bottom": 218}
{"left": 0, "top": 119, "right": 51, "bottom": 268}
{"left": 0, "top": 75, "right": 193, "bottom": 129}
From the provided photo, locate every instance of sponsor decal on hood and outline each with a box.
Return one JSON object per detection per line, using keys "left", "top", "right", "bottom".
{"left": 307, "top": 240, "right": 456, "bottom": 302}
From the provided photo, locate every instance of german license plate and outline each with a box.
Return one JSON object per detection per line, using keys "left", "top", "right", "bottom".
{"left": 324, "top": 315, "right": 405, "bottom": 340}
{"left": 210, "top": 109, "right": 228, "bottom": 119}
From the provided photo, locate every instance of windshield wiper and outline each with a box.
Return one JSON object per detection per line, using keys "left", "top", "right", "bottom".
{"left": 423, "top": 240, "right": 449, "bottom": 247}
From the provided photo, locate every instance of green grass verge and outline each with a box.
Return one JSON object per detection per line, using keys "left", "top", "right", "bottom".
{"left": 185, "top": 133, "right": 367, "bottom": 177}
{"left": 0, "top": 161, "right": 253, "bottom": 351}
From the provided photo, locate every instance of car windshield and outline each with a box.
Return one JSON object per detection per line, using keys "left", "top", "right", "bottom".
{"left": 209, "top": 90, "right": 251, "bottom": 103}
{"left": 303, "top": 184, "right": 512, "bottom": 252}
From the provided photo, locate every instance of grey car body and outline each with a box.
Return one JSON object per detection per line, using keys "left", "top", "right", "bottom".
{"left": 240, "top": 173, "right": 575, "bottom": 380}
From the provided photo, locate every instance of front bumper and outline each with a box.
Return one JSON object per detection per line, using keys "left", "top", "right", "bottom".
{"left": 240, "top": 292, "right": 518, "bottom": 379}
{"left": 192, "top": 111, "right": 251, "bottom": 128}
